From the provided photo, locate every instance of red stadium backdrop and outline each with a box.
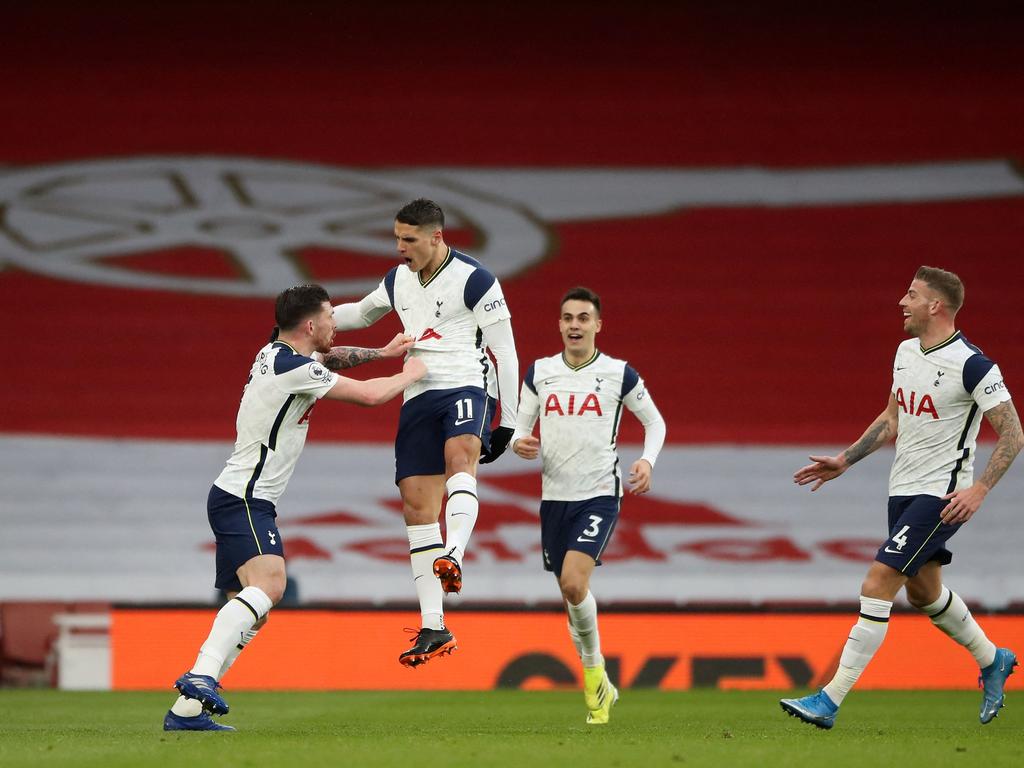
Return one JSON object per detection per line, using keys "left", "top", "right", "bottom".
{"left": 2, "top": 2, "right": 1023, "bottom": 444}
{"left": 2, "top": 2, "right": 1024, "bottom": 689}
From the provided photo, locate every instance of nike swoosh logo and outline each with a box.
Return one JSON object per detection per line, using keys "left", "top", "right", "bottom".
{"left": 895, "top": 367, "right": 907, "bottom": 371}
{"left": 544, "top": 379, "right": 556, "bottom": 385}
{"left": 577, "top": 537, "right": 595, "bottom": 543}
{"left": 884, "top": 547, "right": 903, "bottom": 554}
{"left": 401, "top": 306, "right": 410, "bottom": 311}
{"left": 454, "top": 418, "right": 474, "bottom": 425}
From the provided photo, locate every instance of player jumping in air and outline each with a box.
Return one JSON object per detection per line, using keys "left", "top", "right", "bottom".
{"left": 331, "top": 199, "right": 519, "bottom": 666}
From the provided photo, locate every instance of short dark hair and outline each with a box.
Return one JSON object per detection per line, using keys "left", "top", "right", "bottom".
{"left": 915, "top": 265, "right": 964, "bottom": 313}
{"left": 275, "top": 284, "right": 330, "bottom": 331}
{"left": 560, "top": 286, "right": 601, "bottom": 315}
{"left": 395, "top": 198, "right": 445, "bottom": 229}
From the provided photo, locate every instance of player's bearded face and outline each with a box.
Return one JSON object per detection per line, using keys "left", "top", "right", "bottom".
{"left": 899, "top": 279, "right": 937, "bottom": 337}
{"left": 313, "top": 302, "right": 336, "bottom": 353}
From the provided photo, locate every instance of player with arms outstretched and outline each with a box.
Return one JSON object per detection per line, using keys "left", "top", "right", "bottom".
{"left": 512, "top": 286, "right": 666, "bottom": 724}
{"left": 781, "top": 266, "right": 1023, "bottom": 729}
{"left": 331, "top": 199, "right": 519, "bottom": 666}
{"left": 165, "top": 284, "right": 424, "bottom": 731}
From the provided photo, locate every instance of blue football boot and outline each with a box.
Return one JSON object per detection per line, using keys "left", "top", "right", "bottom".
{"left": 780, "top": 689, "right": 839, "bottom": 729}
{"left": 979, "top": 647, "right": 1017, "bottom": 724}
{"left": 174, "top": 672, "right": 229, "bottom": 715}
{"left": 163, "top": 710, "right": 235, "bottom": 732}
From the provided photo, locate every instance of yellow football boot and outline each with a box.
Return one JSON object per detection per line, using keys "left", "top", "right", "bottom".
{"left": 583, "top": 665, "right": 618, "bottom": 725}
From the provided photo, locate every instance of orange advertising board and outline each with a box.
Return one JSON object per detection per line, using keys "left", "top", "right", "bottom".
{"left": 111, "top": 609, "right": 1024, "bottom": 691}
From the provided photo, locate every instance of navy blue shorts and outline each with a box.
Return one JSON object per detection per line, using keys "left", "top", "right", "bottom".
{"left": 539, "top": 496, "right": 620, "bottom": 577}
{"left": 394, "top": 387, "right": 495, "bottom": 482}
{"left": 207, "top": 485, "right": 284, "bottom": 592}
{"left": 875, "top": 495, "right": 959, "bottom": 577}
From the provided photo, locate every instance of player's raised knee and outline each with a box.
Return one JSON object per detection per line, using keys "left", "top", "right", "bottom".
{"left": 239, "top": 556, "right": 288, "bottom": 605}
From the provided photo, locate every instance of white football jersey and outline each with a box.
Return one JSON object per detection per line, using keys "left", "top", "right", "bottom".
{"left": 514, "top": 351, "right": 664, "bottom": 501}
{"left": 345, "top": 248, "right": 511, "bottom": 402}
{"left": 214, "top": 341, "right": 339, "bottom": 505}
{"left": 889, "top": 331, "right": 1011, "bottom": 497}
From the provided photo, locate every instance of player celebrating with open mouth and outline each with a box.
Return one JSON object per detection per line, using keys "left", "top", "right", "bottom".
{"left": 782, "top": 266, "right": 1022, "bottom": 729}
{"left": 331, "top": 199, "right": 520, "bottom": 666}
{"left": 512, "top": 286, "right": 666, "bottom": 724}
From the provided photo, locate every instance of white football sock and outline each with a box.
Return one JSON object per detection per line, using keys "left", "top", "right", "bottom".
{"left": 443, "top": 472, "right": 478, "bottom": 565}
{"left": 823, "top": 595, "right": 892, "bottom": 706}
{"left": 567, "top": 591, "right": 603, "bottom": 668}
{"left": 920, "top": 585, "right": 997, "bottom": 669}
{"left": 408, "top": 523, "right": 445, "bottom": 630}
{"left": 190, "top": 586, "right": 273, "bottom": 679}
{"left": 567, "top": 621, "right": 584, "bottom": 660}
{"left": 219, "top": 627, "right": 261, "bottom": 680}
{"left": 170, "top": 695, "right": 203, "bottom": 717}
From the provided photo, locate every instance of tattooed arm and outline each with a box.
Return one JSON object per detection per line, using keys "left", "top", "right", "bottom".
{"left": 842, "top": 399, "right": 900, "bottom": 467}
{"left": 321, "top": 333, "right": 415, "bottom": 371}
{"left": 941, "top": 400, "right": 1024, "bottom": 524}
{"left": 977, "top": 401, "right": 1024, "bottom": 490}
{"left": 322, "top": 346, "right": 382, "bottom": 371}
{"left": 793, "top": 393, "right": 899, "bottom": 492}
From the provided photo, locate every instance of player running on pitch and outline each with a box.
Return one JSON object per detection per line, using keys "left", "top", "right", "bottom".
{"left": 782, "top": 266, "right": 1023, "bottom": 729}
{"left": 166, "top": 284, "right": 424, "bottom": 731}
{"left": 512, "top": 286, "right": 666, "bottom": 724}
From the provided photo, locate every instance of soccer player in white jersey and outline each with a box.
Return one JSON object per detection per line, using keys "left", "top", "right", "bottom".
{"left": 511, "top": 287, "right": 666, "bottom": 724}
{"left": 781, "top": 266, "right": 1023, "bottom": 729}
{"left": 331, "top": 199, "right": 519, "bottom": 666}
{"left": 164, "top": 284, "right": 425, "bottom": 731}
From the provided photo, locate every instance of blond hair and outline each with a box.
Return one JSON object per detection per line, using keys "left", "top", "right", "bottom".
{"left": 915, "top": 265, "right": 964, "bottom": 313}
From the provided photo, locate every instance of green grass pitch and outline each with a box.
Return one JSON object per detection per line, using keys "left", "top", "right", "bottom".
{"left": 1, "top": 690, "right": 1021, "bottom": 768}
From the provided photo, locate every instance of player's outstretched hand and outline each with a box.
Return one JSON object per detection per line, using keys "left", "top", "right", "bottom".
{"left": 940, "top": 482, "right": 989, "bottom": 525}
{"left": 480, "top": 426, "right": 514, "bottom": 464}
{"left": 793, "top": 454, "right": 848, "bottom": 492}
{"left": 403, "top": 357, "right": 427, "bottom": 381}
{"left": 512, "top": 435, "right": 539, "bottom": 460}
{"left": 628, "top": 459, "right": 653, "bottom": 495}
{"left": 382, "top": 333, "right": 417, "bottom": 358}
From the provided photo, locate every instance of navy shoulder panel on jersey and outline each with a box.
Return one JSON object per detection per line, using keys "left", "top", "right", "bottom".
{"left": 963, "top": 352, "right": 996, "bottom": 394}
{"left": 621, "top": 364, "right": 640, "bottom": 398}
{"left": 959, "top": 334, "right": 983, "bottom": 355}
{"left": 463, "top": 263, "right": 497, "bottom": 309}
{"left": 272, "top": 343, "right": 314, "bottom": 374}
{"left": 383, "top": 266, "right": 399, "bottom": 308}
{"left": 524, "top": 362, "right": 537, "bottom": 395}
{"left": 451, "top": 248, "right": 482, "bottom": 269}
